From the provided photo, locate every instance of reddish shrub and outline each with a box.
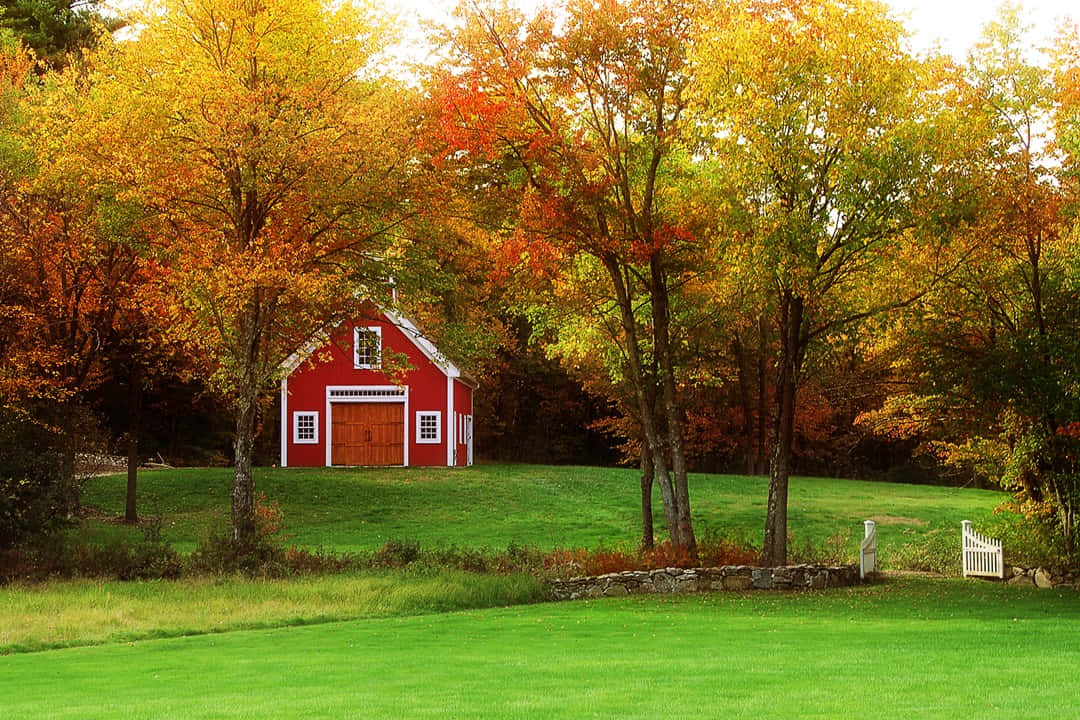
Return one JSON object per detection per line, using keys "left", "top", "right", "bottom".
{"left": 541, "top": 534, "right": 760, "bottom": 578}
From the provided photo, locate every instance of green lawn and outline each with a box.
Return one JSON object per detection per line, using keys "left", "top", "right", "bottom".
{"left": 7, "top": 467, "right": 1075, "bottom": 718}
{"left": 3, "top": 577, "right": 1078, "bottom": 719}
{"left": 81, "top": 464, "right": 1005, "bottom": 564}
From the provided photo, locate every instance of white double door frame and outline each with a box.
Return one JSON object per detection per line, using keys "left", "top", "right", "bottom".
{"left": 324, "top": 385, "right": 409, "bottom": 468}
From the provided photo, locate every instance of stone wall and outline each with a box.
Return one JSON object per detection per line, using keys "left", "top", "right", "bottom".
{"left": 550, "top": 564, "right": 861, "bottom": 601}
{"left": 1004, "top": 565, "right": 1079, "bottom": 590}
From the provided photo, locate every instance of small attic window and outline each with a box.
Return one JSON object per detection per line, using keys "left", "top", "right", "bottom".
{"left": 353, "top": 326, "right": 382, "bottom": 369}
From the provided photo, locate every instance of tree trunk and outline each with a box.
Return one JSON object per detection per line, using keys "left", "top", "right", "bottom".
{"left": 602, "top": 254, "right": 679, "bottom": 542}
{"left": 650, "top": 253, "right": 695, "bottom": 555}
{"left": 232, "top": 389, "right": 258, "bottom": 548}
{"left": 640, "top": 443, "right": 654, "bottom": 551}
{"left": 124, "top": 364, "right": 142, "bottom": 524}
{"left": 756, "top": 314, "right": 769, "bottom": 476}
{"left": 733, "top": 332, "right": 755, "bottom": 475}
{"left": 762, "top": 292, "right": 803, "bottom": 567}
{"left": 57, "top": 403, "right": 79, "bottom": 520}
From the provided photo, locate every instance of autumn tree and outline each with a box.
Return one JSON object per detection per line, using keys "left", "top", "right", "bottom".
{"left": 864, "top": 9, "right": 1080, "bottom": 556}
{"left": 430, "top": 0, "right": 705, "bottom": 552}
{"left": 60, "top": 0, "right": 415, "bottom": 547}
{"left": 696, "top": 0, "right": 943, "bottom": 564}
{"left": 1, "top": 24, "right": 154, "bottom": 531}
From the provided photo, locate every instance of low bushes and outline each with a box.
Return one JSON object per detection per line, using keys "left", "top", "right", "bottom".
{"left": 4, "top": 494, "right": 1071, "bottom": 582}
{"left": 1, "top": 520, "right": 762, "bottom": 583}
{"left": 0, "top": 516, "right": 183, "bottom": 581}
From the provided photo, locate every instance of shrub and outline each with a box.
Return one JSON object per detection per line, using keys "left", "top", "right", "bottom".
{"left": 281, "top": 546, "right": 359, "bottom": 574}
{"left": 696, "top": 530, "right": 761, "bottom": 567}
{"left": 371, "top": 539, "right": 422, "bottom": 568}
{"left": 540, "top": 532, "right": 762, "bottom": 579}
{"left": 788, "top": 530, "right": 855, "bottom": 566}
{"left": 884, "top": 527, "right": 959, "bottom": 575}
{"left": 0, "top": 407, "right": 69, "bottom": 546}
{"left": 187, "top": 493, "right": 289, "bottom": 576}
{"left": 0, "top": 516, "right": 182, "bottom": 582}
{"left": 985, "top": 511, "right": 1075, "bottom": 571}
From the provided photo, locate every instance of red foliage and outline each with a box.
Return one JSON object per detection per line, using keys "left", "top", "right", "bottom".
{"left": 1056, "top": 422, "right": 1080, "bottom": 440}
{"left": 253, "top": 492, "right": 285, "bottom": 540}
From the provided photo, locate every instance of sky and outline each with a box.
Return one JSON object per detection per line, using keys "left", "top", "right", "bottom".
{"left": 891, "top": 0, "right": 1075, "bottom": 57}
{"left": 383, "top": 0, "right": 1077, "bottom": 64}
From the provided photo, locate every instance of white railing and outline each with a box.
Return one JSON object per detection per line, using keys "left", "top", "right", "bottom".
{"left": 961, "top": 520, "right": 1004, "bottom": 579}
{"left": 860, "top": 520, "right": 877, "bottom": 579}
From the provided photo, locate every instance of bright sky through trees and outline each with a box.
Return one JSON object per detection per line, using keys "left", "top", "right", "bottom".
{"left": 384, "top": 0, "right": 1075, "bottom": 63}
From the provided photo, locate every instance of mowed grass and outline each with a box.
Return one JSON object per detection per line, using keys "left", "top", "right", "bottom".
{"left": 3, "top": 577, "right": 1078, "bottom": 719}
{"left": 81, "top": 464, "right": 1004, "bottom": 560}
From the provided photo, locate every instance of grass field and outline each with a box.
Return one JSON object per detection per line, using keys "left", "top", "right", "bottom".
{"left": 80, "top": 464, "right": 1005, "bottom": 565}
{"left": 5, "top": 466, "right": 1076, "bottom": 718}
{"left": 3, "top": 577, "right": 1078, "bottom": 719}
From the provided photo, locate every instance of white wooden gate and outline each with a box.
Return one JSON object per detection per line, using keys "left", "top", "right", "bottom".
{"left": 860, "top": 520, "right": 877, "bottom": 579}
{"left": 961, "top": 520, "right": 1004, "bottom": 578}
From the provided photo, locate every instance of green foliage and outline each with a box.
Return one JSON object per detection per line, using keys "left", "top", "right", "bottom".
{"left": 0, "top": 0, "right": 114, "bottom": 69}
{"left": 985, "top": 511, "right": 1075, "bottom": 570}
{"left": 0, "top": 406, "right": 68, "bottom": 546}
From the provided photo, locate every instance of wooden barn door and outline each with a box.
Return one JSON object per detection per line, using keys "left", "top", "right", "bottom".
{"left": 331, "top": 403, "right": 404, "bottom": 466}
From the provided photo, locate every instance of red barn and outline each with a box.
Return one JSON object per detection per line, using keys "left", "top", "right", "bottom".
{"left": 279, "top": 309, "right": 475, "bottom": 467}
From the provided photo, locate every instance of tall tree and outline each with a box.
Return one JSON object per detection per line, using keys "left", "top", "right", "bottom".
{"left": 864, "top": 9, "right": 1080, "bottom": 555}
{"left": 59, "top": 0, "right": 415, "bottom": 547}
{"left": 696, "top": 0, "right": 941, "bottom": 564}
{"left": 1, "top": 28, "right": 148, "bottom": 520}
{"left": 430, "top": 0, "right": 704, "bottom": 551}
{"left": 0, "top": 0, "right": 116, "bottom": 69}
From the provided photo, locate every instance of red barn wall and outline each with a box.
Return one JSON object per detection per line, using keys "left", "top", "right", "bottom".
{"left": 283, "top": 315, "right": 458, "bottom": 467}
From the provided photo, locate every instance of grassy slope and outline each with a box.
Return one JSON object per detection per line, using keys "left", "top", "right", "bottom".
{"left": 4, "top": 578, "right": 1078, "bottom": 719}
{"left": 81, "top": 464, "right": 1004, "bottom": 558}
{"left": 0, "top": 572, "right": 548, "bottom": 654}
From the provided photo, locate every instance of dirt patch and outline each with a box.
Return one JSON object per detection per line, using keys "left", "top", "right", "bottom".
{"left": 869, "top": 515, "right": 929, "bottom": 527}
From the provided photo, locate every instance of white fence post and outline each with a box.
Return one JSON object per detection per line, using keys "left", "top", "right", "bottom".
{"left": 860, "top": 520, "right": 877, "bottom": 579}
{"left": 961, "top": 520, "right": 1004, "bottom": 579}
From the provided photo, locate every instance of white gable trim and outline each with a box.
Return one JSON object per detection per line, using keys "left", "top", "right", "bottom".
{"left": 382, "top": 309, "right": 462, "bottom": 380}
{"left": 280, "top": 329, "right": 331, "bottom": 375}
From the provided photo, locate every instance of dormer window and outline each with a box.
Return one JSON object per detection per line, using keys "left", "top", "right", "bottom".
{"left": 353, "top": 326, "right": 382, "bottom": 369}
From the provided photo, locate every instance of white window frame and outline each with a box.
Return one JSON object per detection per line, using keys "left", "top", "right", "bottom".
{"left": 353, "top": 326, "right": 382, "bottom": 369}
{"left": 293, "top": 411, "right": 319, "bottom": 444}
{"left": 416, "top": 411, "right": 442, "bottom": 444}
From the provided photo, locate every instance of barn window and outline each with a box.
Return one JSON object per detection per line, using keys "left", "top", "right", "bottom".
{"left": 416, "top": 411, "right": 441, "bottom": 444}
{"left": 353, "top": 326, "right": 382, "bottom": 369}
{"left": 293, "top": 411, "right": 318, "bottom": 444}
